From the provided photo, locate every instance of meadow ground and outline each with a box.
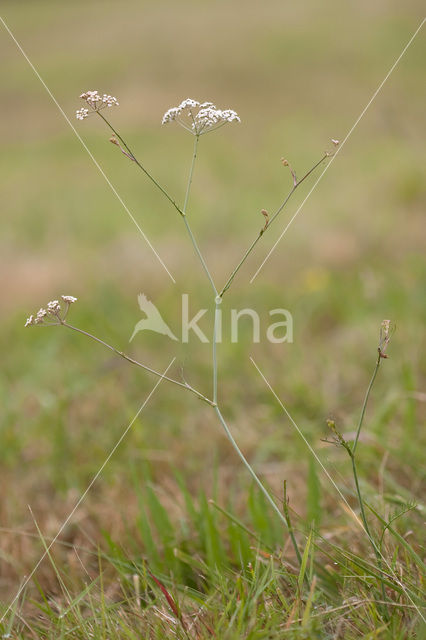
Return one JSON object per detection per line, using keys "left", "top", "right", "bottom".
{"left": 0, "top": 1, "right": 425, "bottom": 637}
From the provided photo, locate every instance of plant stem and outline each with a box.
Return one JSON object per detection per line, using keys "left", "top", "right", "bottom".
{"left": 352, "top": 352, "right": 381, "bottom": 455}
{"left": 283, "top": 480, "right": 303, "bottom": 566}
{"left": 94, "top": 117, "right": 322, "bottom": 543}
{"left": 219, "top": 153, "right": 329, "bottom": 298}
{"left": 97, "top": 112, "right": 184, "bottom": 217}
{"left": 213, "top": 404, "right": 289, "bottom": 529}
{"left": 183, "top": 135, "right": 199, "bottom": 213}
{"left": 348, "top": 351, "right": 388, "bottom": 609}
{"left": 183, "top": 217, "right": 217, "bottom": 296}
{"left": 211, "top": 297, "right": 289, "bottom": 532}
{"left": 61, "top": 321, "right": 215, "bottom": 406}
{"left": 181, "top": 135, "right": 218, "bottom": 295}
{"left": 212, "top": 298, "right": 220, "bottom": 404}
{"left": 350, "top": 451, "right": 388, "bottom": 608}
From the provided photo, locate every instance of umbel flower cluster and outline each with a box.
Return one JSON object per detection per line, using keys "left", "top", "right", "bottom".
{"left": 76, "top": 91, "right": 119, "bottom": 120}
{"left": 25, "top": 295, "right": 77, "bottom": 327}
{"left": 162, "top": 98, "right": 240, "bottom": 135}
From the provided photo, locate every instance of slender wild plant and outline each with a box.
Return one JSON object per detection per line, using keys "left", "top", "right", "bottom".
{"left": 26, "top": 91, "right": 339, "bottom": 554}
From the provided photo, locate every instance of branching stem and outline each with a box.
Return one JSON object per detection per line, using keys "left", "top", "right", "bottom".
{"left": 97, "top": 112, "right": 184, "bottom": 217}
{"left": 60, "top": 321, "right": 215, "bottom": 406}
{"left": 219, "top": 153, "right": 329, "bottom": 298}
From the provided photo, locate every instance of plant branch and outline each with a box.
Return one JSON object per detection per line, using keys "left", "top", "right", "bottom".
{"left": 97, "top": 112, "right": 184, "bottom": 217}
{"left": 60, "top": 321, "right": 215, "bottom": 406}
{"left": 352, "top": 352, "right": 381, "bottom": 455}
{"left": 181, "top": 135, "right": 218, "bottom": 295}
{"left": 213, "top": 404, "right": 289, "bottom": 530}
{"left": 219, "top": 153, "right": 329, "bottom": 298}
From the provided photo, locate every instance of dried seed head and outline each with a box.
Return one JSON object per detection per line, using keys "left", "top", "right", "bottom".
{"left": 379, "top": 319, "right": 393, "bottom": 358}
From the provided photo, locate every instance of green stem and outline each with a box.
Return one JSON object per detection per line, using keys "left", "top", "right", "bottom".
{"left": 181, "top": 136, "right": 218, "bottom": 295}
{"left": 97, "top": 112, "right": 184, "bottom": 217}
{"left": 348, "top": 351, "right": 388, "bottom": 611}
{"left": 351, "top": 453, "right": 388, "bottom": 607}
{"left": 352, "top": 352, "right": 381, "bottom": 455}
{"left": 183, "top": 135, "right": 199, "bottom": 213}
{"left": 213, "top": 298, "right": 220, "bottom": 404}
{"left": 219, "top": 153, "right": 329, "bottom": 298}
{"left": 283, "top": 480, "right": 303, "bottom": 566}
{"left": 61, "top": 322, "right": 215, "bottom": 406}
{"left": 183, "top": 217, "right": 217, "bottom": 296}
{"left": 211, "top": 297, "right": 289, "bottom": 532}
{"left": 213, "top": 404, "right": 289, "bottom": 530}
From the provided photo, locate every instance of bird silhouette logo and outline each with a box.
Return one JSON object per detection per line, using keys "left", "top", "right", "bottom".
{"left": 129, "top": 293, "right": 178, "bottom": 342}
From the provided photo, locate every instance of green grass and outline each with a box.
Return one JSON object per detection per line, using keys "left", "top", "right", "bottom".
{"left": 0, "top": 0, "right": 425, "bottom": 637}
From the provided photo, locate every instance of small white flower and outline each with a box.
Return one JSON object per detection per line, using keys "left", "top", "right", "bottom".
{"left": 161, "top": 107, "right": 181, "bottom": 124}
{"left": 331, "top": 139, "right": 340, "bottom": 146}
{"left": 77, "top": 90, "right": 119, "bottom": 120}
{"left": 61, "top": 295, "right": 77, "bottom": 304}
{"left": 35, "top": 308, "right": 47, "bottom": 324}
{"left": 76, "top": 108, "right": 89, "bottom": 120}
{"left": 178, "top": 98, "right": 200, "bottom": 110}
{"left": 47, "top": 300, "right": 61, "bottom": 314}
{"left": 162, "top": 98, "right": 240, "bottom": 135}
{"left": 25, "top": 315, "right": 34, "bottom": 328}
{"left": 102, "top": 94, "right": 119, "bottom": 107}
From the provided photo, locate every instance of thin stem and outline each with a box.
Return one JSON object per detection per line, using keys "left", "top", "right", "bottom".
{"left": 352, "top": 352, "right": 381, "bottom": 455}
{"left": 213, "top": 405, "right": 289, "bottom": 530}
{"left": 96, "top": 112, "right": 184, "bottom": 217}
{"left": 181, "top": 135, "right": 218, "bottom": 295}
{"left": 347, "top": 350, "right": 388, "bottom": 610}
{"left": 211, "top": 294, "right": 288, "bottom": 531}
{"left": 351, "top": 453, "right": 388, "bottom": 607}
{"left": 183, "top": 135, "right": 199, "bottom": 213}
{"left": 351, "top": 456, "right": 379, "bottom": 554}
{"left": 213, "top": 298, "right": 220, "bottom": 404}
{"left": 61, "top": 321, "right": 215, "bottom": 406}
{"left": 283, "top": 480, "right": 303, "bottom": 566}
{"left": 219, "top": 153, "right": 329, "bottom": 298}
{"left": 183, "top": 217, "right": 217, "bottom": 296}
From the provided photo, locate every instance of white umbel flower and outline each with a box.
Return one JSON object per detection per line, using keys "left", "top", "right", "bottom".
{"left": 76, "top": 90, "right": 119, "bottom": 120}
{"left": 162, "top": 98, "right": 240, "bottom": 135}
{"left": 35, "top": 308, "right": 47, "bottom": 324}
{"left": 47, "top": 300, "right": 61, "bottom": 314}
{"left": 25, "top": 295, "right": 77, "bottom": 327}
{"left": 76, "top": 108, "right": 89, "bottom": 120}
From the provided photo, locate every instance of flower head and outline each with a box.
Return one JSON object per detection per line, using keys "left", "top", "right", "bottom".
{"left": 25, "top": 295, "right": 78, "bottom": 327}
{"left": 35, "top": 308, "right": 47, "bottom": 324}
{"left": 76, "top": 91, "right": 119, "bottom": 120}
{"left": 47, "top": 300, "right": 61, "bottom": 314}
{"left": 162, "top": 98, "right": 240, "bottom": 135}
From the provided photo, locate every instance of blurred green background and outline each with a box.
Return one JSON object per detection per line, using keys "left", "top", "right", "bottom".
{"left": 0, "top": 0, "right": 424, "bottom": 600}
